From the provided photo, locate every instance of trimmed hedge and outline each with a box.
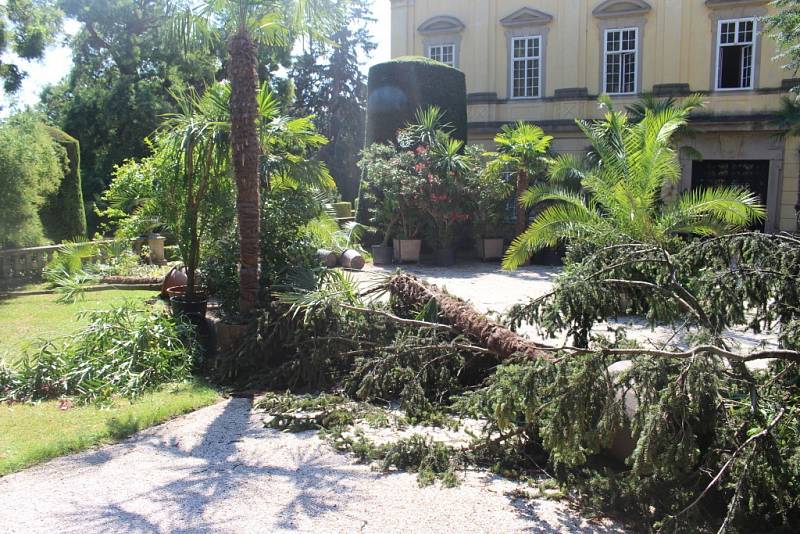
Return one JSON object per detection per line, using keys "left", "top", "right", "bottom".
{"left": 357, "top": 56, "right": 468, "bottom": 224}
{"left": 365, "top": 56, "right": 467, "bottom": 145}
{"left": 40, "top": 127, "right": 87, "bottom": 242}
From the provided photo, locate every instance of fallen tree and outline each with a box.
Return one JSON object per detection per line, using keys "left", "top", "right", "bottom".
{"left": 219, "top": 233, "right": 799, "bottom": 533}
{"left": 388, "top": 273, "right": 553, "bottom": 361}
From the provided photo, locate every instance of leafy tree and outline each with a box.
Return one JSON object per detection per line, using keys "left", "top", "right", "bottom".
{"left": 39, "top": 0, "right": 221, "bottom": 231}
{"left": 484, "top": 122, "right": 553, "bottom": 239}
{"left": 765, "top": 0, "right": 800, "bottom": 76}
{"left": 290, "top": 0, "right": 375, "bottom": 201}
{"left": 0, "top": 0, "right": 62, "bottom": 95}
{"left": 503, "top": 99, "right": 765, "bottom": 269}
{"left": 0, "top": 112, "right": 66, "bottom": 248}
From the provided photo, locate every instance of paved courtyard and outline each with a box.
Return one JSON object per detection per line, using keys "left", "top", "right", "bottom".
{"left": 361, "top": 262, "right": 780, "bottom": 356}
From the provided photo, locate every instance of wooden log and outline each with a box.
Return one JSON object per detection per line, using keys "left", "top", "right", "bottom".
{"left": 388, "top": 273, "right": 553, "bottom": 362}
{"left": 317, "top": 249, "right": 338, "bottom": 268}
{"left": 338, "top": 249, "right": 365, "bottom": 270}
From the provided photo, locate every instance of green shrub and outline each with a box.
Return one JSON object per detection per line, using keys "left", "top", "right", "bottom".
{"left": 40, "top": 127, "right": 87, "bottom": 242}
{"left": 200, "top": 187, "right": 322, "bottom": 316}
{"left": 0, "top": 113, "right": 66, "bottom": 249}
{"left": 0, "top": 302, "right": 197, "bottom": 403}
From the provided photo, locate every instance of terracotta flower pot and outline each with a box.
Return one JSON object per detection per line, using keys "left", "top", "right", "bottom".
{"left": 372, "top": 244, "right": 393, "bottom": 265}
{"left": 161, "top": 266, "right": 188, "bottom": 299}
{"left": 433, "top": 248, "right": 455, "bottom": 266}
{"left": 167, "top": 285, "right": 209, "bottom": 325}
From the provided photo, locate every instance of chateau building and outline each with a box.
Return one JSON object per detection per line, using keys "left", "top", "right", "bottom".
{"left": 389, "top": 0, "right": 800, "bottom": 232}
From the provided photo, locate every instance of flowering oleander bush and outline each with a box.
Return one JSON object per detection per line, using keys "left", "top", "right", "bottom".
{"left": 359, "top": 107, "right": 479, "bottom": 249}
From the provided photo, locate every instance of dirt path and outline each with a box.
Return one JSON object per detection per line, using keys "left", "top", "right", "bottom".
{"left": 0, "top": 398, "right": 625, "bottom": 533}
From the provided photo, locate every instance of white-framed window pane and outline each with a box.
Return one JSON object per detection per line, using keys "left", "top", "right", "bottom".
{"left": 428, "top": 44, "right": 455, "bottom": 67}
{"left": 717, "top": 18, "right": 756, "bottom": 89}
{"left": 605, "top": 28, "right": 637, "bottom": 94}
{"left": 511, "top": 36, "right": 541, "bottom": 98}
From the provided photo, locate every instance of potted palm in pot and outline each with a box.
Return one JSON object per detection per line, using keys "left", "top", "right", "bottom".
{"left": 160, "top": 85, "right": 234, "bottom": 323}
{"left": 468, "top": 151, "right": 513, "bottom": 261}
{"left": 359, "top": 143, "right": 425, "bottom": 264}
{"left": 421, "top": 137, "right": 472, "bottom": 266}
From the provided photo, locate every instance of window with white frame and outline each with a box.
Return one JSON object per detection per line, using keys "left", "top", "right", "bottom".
{"left": 428, "top": 44, "right": 455, "bottom": 67}
{"left": 604, "top": 28, "right": 638, "bottom": 95}
{"left": 716, "top": 18, "right": 755, "bottom": 90}
{"left": 511, "top": 36, "right": 541, "bottom": 99}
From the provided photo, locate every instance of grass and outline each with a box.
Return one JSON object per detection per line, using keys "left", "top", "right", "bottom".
{"left": 0, "top": 380, "right": 220, "bottom": 476}
{"left": 0, "top": 289, "right": 157, "bottom": 367}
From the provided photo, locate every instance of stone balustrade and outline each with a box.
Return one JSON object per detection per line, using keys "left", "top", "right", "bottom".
{"left": 0, "top": 244, "right": 62, "bottom": 284}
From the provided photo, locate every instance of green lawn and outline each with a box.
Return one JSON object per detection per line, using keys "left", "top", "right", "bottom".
{"left": 0, "top": 289, "right": 157, "bottom": 367}
{"left": 0, "top": 381, "right": 220, "bottom": 476}
{"left": 0, "top": 289, "right": 221, "bottom": 476}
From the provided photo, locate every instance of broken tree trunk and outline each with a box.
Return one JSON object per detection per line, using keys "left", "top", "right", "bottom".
{"left": 339, "top": 249, "right": 365, "bottom": 270}
{"left": 388, "top": 274, "right": 554, "bottom": 362}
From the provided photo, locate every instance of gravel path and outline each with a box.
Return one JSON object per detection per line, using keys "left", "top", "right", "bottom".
{"left": 0, "top": 397, "right": 625, "bottom": 534}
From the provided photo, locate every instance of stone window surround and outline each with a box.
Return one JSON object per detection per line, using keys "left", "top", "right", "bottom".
{"left": 502, "top": 9, "right": 553, "bottom": 100}
{"left": 418, "top": 15, "right": 464, "bottom": 69}
{"left": 596, "top": 16, "right": 646, "bottom": 97}
{"left": 706, "top": 2, "right": 769, "bottom": 92}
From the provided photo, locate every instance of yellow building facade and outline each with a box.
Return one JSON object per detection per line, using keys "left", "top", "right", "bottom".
{"left": 389, "top": 0, "right": 800, "bottom": 232}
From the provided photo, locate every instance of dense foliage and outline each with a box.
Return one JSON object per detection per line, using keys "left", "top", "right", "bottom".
{"left": 356, "top": 56, "right": 468, "bottom": 224}
{"left": 0, "top": 113, "right": 66, "bottom": 249}
{"left": 0, "top": 303, "right": 197, "bottom": 403}
{"left": 0, "top": 0, "right": 62, "bottom": 94}
{"left": 290, "top": 0, "right": 375, "bottom": 201}
{"left": 503, "top": 97, "right": 765, "bottom": 269}
{"left": 358, "top": 107, "right": 489, "bottom": 247}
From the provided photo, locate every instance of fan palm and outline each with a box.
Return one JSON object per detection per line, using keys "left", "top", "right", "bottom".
{"left": 484, "top": 122, "right": 554, "bottom": 237}
{"left": 503, "top": 100, "right": 766, "bottom": 270}
{"left": 186, "top": 0, "right": 342, "bottom": 313}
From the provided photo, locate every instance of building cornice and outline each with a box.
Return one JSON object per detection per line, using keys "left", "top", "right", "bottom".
{"left": 705, "top": 0, "right": 769, "bottom": 9}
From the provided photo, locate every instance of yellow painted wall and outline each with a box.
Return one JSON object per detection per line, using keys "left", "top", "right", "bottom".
{"left": 389, "top": 0, "right": 798, "bottom": 231}
{"left": 392, "top": 0, "right": 787, "bottom": 112}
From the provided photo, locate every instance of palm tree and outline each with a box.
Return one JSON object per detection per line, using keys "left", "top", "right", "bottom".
{"left": 484, "top": 122, "right": 554, "bottom": 239}
{"left": 189, "top": 0, "right": 342, "bottom": 313}
{"left": 503, "top": 100, "right": 766, "bottom": 270}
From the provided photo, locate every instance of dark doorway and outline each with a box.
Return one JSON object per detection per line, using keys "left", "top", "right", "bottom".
{"left": 691, "top": 160, "right": 769, "bottom": 229}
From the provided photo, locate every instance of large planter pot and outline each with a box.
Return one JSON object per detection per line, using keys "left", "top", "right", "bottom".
{"left": 393, "top": 239, "right": 421, "bottom": 263}
{"left": 372, "top": 244, "right": 393, "bottom": 265}
{"left": 160, "top": 266, "right": 188, "bottom": 299}
{"left": 167, "top": 285, "right": 208, "bottom": 325}
{"left": 477, "top": 238, "right": 504, "bottom": 262}
{"left": 147, "top": 234, "right": 167, "bottom": 264}
{"left": 433, "top": 247, "right": 456, "bottom": 267}
{"left": 332, "top": 201, "right": 353, "bottom": 219}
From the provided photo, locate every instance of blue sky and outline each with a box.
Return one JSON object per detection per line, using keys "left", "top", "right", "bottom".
{"left": 1, "top": 0, "right": 391, "bottom": 113}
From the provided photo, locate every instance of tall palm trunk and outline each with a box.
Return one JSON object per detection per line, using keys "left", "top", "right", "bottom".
{"left": 515, "top": 170, "right": 529, "bottom": 237}
{"left": 229, "top": 29, "right": 261, "bottom": 314}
